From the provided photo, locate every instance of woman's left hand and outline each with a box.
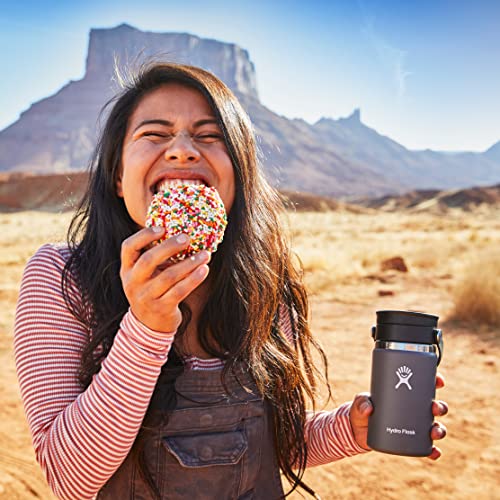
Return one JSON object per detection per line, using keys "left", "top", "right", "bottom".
{"left": 349, "top": 372, "right": 448, "bottom": 459}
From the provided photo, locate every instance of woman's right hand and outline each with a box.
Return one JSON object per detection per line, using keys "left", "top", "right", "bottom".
{"left": 120, "top": 227, "right": 210, "bottom": 332}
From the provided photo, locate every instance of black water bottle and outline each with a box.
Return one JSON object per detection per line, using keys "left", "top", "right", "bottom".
{"left": 367, "top": 310, "right": 444, "bottom": 456}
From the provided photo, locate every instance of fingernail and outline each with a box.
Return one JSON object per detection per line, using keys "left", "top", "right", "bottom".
{"left": 440, "top": 402, "right": 449, "bottom": 415}
{"left": 197, "top": 265, "right": 209, "bottom": 278}
{"left": 152, "top": 226, "right": 163, "bottom": 233}
{"left": 190, "top": 252, "right": 205, "bottom": 262}
{"left": 197, "top": 251, "right": 209, "bottom": 261}
{"left": 176, "top": 234, "right": 188, "bottom": 244}
{"left": 360, "top": 401, "right": 371, "bottom": 413}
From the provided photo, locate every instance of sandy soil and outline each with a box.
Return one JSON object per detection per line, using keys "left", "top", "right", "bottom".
{"left": 0, "top": 210, "right": 498, "bottom": 499}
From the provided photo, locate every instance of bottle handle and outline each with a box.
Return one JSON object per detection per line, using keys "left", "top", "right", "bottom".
{"left": 433, "top": 329, "right": 444, "bottom": 366}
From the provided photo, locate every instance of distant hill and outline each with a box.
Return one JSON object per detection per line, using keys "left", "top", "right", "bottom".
{"left": 0, "top": 171, "right": 364, "bottom": 213}
{"left": 485, "top": 141, "right": 500, "bottom": 162}
{"left": 1, "top": 171, "right": 498, "bottom": 214}
{"left": 0, "top": 24, "right": 499, "bottom": 197}
{"left": 0, "top": 171, "right": 87, "bottom": 212}
{"left": 355, "top": 184, "right": 500, "bottom": 213}
{"left": 279, "top": 189, "right": 367, "bottom": 213}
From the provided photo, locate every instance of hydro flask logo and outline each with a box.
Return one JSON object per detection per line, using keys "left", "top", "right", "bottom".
{"left": 395, "top": 365, "right": 413, "bottom": 390}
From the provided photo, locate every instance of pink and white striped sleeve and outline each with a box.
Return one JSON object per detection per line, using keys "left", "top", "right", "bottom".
{"left": 278, "top": 303, "right": 370, "bottom": 467}
{"left": 302, "top": 403, "right": 370, "bottom": 467}
{"left": 14, "top": 244, "right": 176, "bottom": 500}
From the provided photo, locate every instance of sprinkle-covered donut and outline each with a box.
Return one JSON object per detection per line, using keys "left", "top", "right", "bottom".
{"left": 145, "top": 183, "right": 228, "bottom": 263}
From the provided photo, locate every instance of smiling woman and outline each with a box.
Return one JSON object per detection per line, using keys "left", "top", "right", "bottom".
{"left": 118, "top": 83, "right": 235, "bottom": 224}
{"left": 13, "top": 61, "right": 447, "bottom": 500}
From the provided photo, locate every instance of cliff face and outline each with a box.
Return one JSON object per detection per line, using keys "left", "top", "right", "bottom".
{"left": 84, "top": 24, "right": 259, "bottom": 99}
{"left": 0, "top": 24, "right": 258, "bottom": 173}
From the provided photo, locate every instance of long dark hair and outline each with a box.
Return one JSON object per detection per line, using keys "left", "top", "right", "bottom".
{"left": 62, "top": 62, "right": 331, "bottom": 498}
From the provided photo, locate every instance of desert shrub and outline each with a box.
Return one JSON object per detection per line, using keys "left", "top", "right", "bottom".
{"left": 451, "top": 251, "right": 500, "bottom": 326}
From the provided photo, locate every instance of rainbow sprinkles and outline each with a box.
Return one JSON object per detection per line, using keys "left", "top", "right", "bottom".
{"left": 145, "top": 183, "right": 228, "bottom": 263}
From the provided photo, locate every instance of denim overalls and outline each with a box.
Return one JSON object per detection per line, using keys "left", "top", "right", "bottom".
{"left": 97, "top": 363, "right": 285, "bottom": 499}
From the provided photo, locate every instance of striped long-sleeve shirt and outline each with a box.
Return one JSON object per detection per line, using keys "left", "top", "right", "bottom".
{"left": 14, "top": 243, "right": 368, "bottom": 500}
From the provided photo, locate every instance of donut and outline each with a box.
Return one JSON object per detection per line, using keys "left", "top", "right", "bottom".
{"left": 145, "top": 183, "right": 228, "bottom": 263}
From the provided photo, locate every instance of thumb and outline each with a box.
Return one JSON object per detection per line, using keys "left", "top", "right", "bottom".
{"left": 350, "top": 393, "right": 373, "bottom": 426}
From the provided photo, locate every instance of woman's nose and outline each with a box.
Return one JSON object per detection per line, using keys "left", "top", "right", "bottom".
{"left": 164, "top": 133, "right": 200, "bottom": 163}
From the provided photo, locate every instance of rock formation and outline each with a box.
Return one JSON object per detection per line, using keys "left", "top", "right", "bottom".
{"left": 485, "top": 141, "right": 500, "bottom": 162}
{"left": 85, "top": 24, "right": 259, "bottom": 99}
{"left": 0, "top": 24, "right": 258, "bottom": 174}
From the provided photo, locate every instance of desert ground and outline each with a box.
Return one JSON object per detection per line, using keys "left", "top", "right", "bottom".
{"left": 0, "top": 208, "right": 499, "bottom": 499}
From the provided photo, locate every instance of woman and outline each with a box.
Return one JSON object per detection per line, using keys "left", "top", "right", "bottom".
{"left": 14, "top": 62, "right": 448, "bottom": 499}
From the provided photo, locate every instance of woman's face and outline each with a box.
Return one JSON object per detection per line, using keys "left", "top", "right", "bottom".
{"left": 118, "top": 83, "right": 235, "bottom": 227}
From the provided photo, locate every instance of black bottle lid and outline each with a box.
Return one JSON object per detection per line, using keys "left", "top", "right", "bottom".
{"left": 372, "top": 310, "right": 439, "bottom": 345}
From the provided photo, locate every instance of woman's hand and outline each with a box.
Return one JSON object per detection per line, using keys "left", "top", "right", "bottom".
{"left": 120, "top": 227, "right": 210, "bottom": 332}
{"left": 349, "top": 372, "right": 448, "bottom": 459}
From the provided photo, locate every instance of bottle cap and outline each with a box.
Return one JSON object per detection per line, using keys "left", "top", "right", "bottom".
{"left": 372, "top": 310, "right": 439, "bottom": 345}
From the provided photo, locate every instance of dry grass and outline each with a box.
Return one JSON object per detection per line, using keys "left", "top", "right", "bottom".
{"left": 450, "top": 250, "right": 500, "bottom": 326}
{"left": 0, "top": 211, "right": 73, "bottom": 348}
{"left": 283, "top": 209, "right": 500, "bottom": 298}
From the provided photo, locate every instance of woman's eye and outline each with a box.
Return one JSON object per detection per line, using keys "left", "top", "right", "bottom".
{"left": 196, "top": 134, "right": 222, "bottom": 141}
{"left": 140, "top": 131, "right": 222, "bottom": 142}
{"left": 143, "top": 132, "right": 171, "bottom": 138}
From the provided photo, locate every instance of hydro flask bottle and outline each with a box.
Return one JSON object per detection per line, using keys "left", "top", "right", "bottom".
{"left": 367, "top": 310, "right": 444, "bottom": 456}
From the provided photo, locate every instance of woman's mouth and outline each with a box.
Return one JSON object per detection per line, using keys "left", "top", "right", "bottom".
{"left": 153, "top": 178, "right": 206, "bottom": 194}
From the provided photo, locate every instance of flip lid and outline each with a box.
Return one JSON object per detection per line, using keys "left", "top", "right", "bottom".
{"left": 372, "top": 310, "right": 439, "bottom": 344}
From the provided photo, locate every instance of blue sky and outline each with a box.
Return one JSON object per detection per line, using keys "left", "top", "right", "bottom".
{"left": 1, "top": 0, "right": 499, "bottom": 151}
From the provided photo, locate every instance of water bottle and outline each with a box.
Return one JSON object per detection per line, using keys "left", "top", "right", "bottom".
{"left": 367, "top": 310, "right": 444, "bottom": 456}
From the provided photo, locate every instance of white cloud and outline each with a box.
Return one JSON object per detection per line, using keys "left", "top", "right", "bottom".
{"left": 360, "top": 16, "right": 413, "bottom": 98}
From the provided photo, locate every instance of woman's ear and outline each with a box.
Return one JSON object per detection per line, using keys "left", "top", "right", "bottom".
{"left": 116, "top": 176, "right": 124, "bottom": 197}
